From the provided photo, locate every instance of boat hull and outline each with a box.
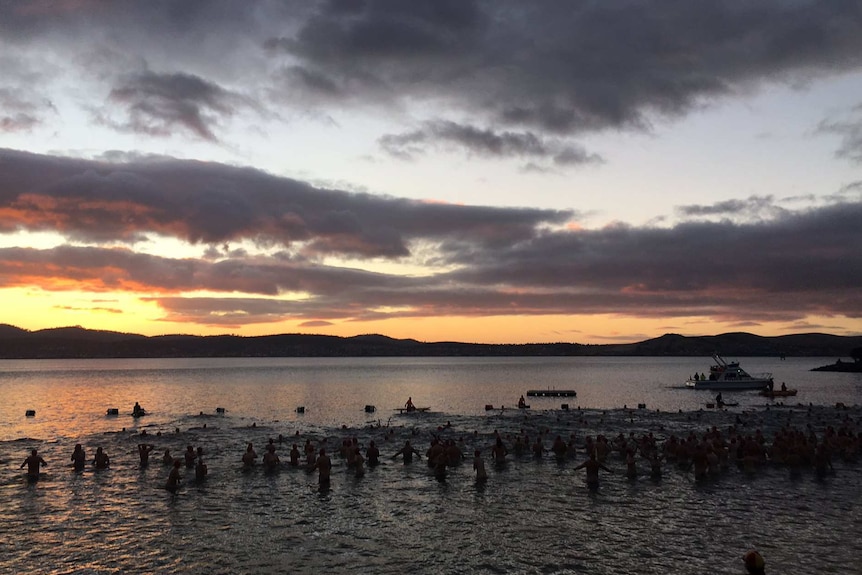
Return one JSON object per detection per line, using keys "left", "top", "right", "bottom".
{"left": 686, "top": 354, "right": 773, "bottom": 391}
{"left": 685, "top": 379, "right": 770, "bottom": 391}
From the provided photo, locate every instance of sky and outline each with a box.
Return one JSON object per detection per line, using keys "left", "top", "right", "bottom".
{"left": 1, "top": 0, "right": 861, "bottom": 344}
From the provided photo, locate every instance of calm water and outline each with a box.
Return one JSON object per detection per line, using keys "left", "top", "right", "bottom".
{"left": 1, "top": 356, "right": 860, "bottom": 575}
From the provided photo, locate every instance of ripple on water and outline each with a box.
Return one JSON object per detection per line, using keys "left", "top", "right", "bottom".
{"left": 0, "top": 405, "right": 860, "bottom": 574}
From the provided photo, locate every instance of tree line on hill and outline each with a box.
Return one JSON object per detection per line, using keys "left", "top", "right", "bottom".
{"left": 0, "top": 324, "right": 860, "bottom": 360}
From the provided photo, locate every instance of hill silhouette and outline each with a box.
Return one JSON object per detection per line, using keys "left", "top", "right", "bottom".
{"left": 0, "top": 324, "right": 859, "bottom": 359}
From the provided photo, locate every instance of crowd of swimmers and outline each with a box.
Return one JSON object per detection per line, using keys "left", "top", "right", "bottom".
{"left": 10, "top": 411, "right": 858, "bottom": 569}
{"left": 16, "top": 405, "right": 860, "bottom": 575}
{"left": 16, "top": 406, "right": 861, "bottom": 501}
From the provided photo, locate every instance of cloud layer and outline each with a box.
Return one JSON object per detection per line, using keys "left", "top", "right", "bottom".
{"left": 2, "top": 2, "right": 862, "bottom": 337}
{"left": 3, "top": 1, "right": 862, "bottom": 163}
{"left": 1, "top": 149, "right": 859, "bottom": 329}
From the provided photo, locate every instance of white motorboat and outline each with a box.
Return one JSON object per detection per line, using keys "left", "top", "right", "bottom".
{"left": 685, "top": 354, "right": 773, "bottom": 390}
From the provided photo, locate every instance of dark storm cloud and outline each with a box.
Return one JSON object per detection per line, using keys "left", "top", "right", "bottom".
{"left": 0, "top": 244, "right": 410, "bottom": 296}
{"left": 442, "top": 201, "right": 862, "bottom": 305}
{"left": 3, "top": 1, "right": 862, "bottom": 159}
{"left": 379, "top": 120, "right": 602, "bottom": 167}
{"left": 0, "top": 149, "right": 859, "bottom": 328}
{"left": 99, "top": 71, "right": 252, "bottom": 141}
{"left": 0, "top": 148, "right": 571, "bottom": 256}
{"left": 271, "top": 0, "right": 862, "bottom": 134}
{"left": 0, "top": 1, "right": 299, "bottom": 51}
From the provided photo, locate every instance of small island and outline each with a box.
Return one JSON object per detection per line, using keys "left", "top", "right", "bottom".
{"left": 811, "top": 347, "right": 862, "bottom": 372}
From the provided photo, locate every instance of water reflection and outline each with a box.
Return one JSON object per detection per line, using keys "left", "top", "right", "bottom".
{"left": 0, "top": 359, "right": 860, "bottom": 574}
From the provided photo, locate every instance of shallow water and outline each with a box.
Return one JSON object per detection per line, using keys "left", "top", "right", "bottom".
{"left": 1, "top": 357, "right": 860, "bottom": 574}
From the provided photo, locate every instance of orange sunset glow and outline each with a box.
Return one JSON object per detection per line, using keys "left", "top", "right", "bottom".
{"left": 1, "top": 2, "right": 861, "bottom": 344}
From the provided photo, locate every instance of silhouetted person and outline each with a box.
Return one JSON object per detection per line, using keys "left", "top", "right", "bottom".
{"left": 138, "top": 443, "right": 155, "bottom": 466}
{"left": 93, "top": 447, "right": 110, "bottom": 469}
{"left": 21, "top": 449, "right": 47, "bottom": 481}
{"left": 165, "top": 460, "right": 182, "bottom": 493}
{"left": 392, "top": 440, "right": 421, "bottom": 464}
{"left": 71, "top": 444, "right": 86, "bottom": 471}
{"left": 312, "top": 448, "right": 332, "bottom": 485}
{"left": 574, "top": 452, "right": 611, "bottom": 489}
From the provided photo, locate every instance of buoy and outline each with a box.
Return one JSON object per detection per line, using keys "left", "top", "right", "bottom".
{"left": 25, "top": 409, "right": 36, "bottom": 417}
{"left": 637, "top": 403, "right": 646, "bottom": 409}
{"left": 106, "top": 408, "right": 119, "bottom": 416}
{"left": 296, "top": 406, "right": 305, "bottom": 414}
{"left": 364, "top": 405, "right": 375, "bottom": 413}
{"left": 216, "top": 407, "right": 226, "bottom": 414}
{"left": 561, "top": 404, "right": 569, "bottom": 410}
{"left": 484, "top": 404, "right": 494, "bottom": 411}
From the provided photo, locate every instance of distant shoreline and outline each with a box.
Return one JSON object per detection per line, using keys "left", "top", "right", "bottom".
{"left": 0, "top": 324, "right": 860, "bottom": 360}
{"left": 811, "top": 359, "right": 862, "bottom": 372}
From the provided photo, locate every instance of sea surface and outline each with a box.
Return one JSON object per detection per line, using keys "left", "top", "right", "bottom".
{"left": 1, "top": 356, "right": 860, "bottom": 575}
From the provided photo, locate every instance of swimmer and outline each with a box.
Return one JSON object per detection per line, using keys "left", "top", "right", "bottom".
{"left": 242, "top": 443, "right": 257, "bottom": 468}
{"left": 165, "top": 460, "right": 182, "bottom": 493}
{"left": 473, "top": 449, "right": 488, "bottom": 482}
{"left": 491, "top": 438, "right": 508, "bottom": 465}
{"left": 21, "top": 449, "right": 47, "bottom": 481}
{"left": 426, "top": 439, "right": 444, "bottom": 467}
{"left": 531, "top": 437, "right": 545, "bottom": 458}
{"left": 71, "top": 444, "right": 86, "bottom": 471}
{"left": 195, "top": 458, "right": 208, "bottom": 481}
{"left": 574, "top": 452, "right": 611, "bottom": 489}
{"left": 312, "top": 448, "right": 332, "bottom": 485}
{"left": 512, "top": 436, "right": 525, "bottom": 456}
{"left": 93, "top": 447, "right": 110, "bottom": 470}
{"left": 289, "top": 443, "right": 301, "bottom": 467}
{"left": 184, "top": 445, "right": 196, "bottom": 467}
{"left": 743, "top": 550, "right": 765, "bottom": 575}
{"left": 354, "top": 449, "right": 365, "bottom": 478}
{"left": 304, "top": 439, "right": 316, "bottom": 466}
{"left": 263, "top": 444, "right": 280, "bottom": 472}
{"left": 445, "top": 440, "right": 463, "bottom": 466}
{"left": 138, "top": 443, "right": 155, "bottom": 466}
{"left": 162, "top": 449, "right": 173, "bottom": 465}
{"left": 344, "top": 438, "right": 359, "bottom": 467}
{"left": 551, "top": 435, "right": 567, "bottom": 460}
{"left": 687, "top": 444, "right": 709, "bottom": 480}
{"left": 366, "top": 441, "right": 380, "bottom": 466}
{"left": 647, "top": 452, "right": 663, "bottom": 479}
{"left": 195, "top": 447, "right": 208, "bottom": 481}
{"left": 392, "top": 440, "right": 421, "bottom": 464}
